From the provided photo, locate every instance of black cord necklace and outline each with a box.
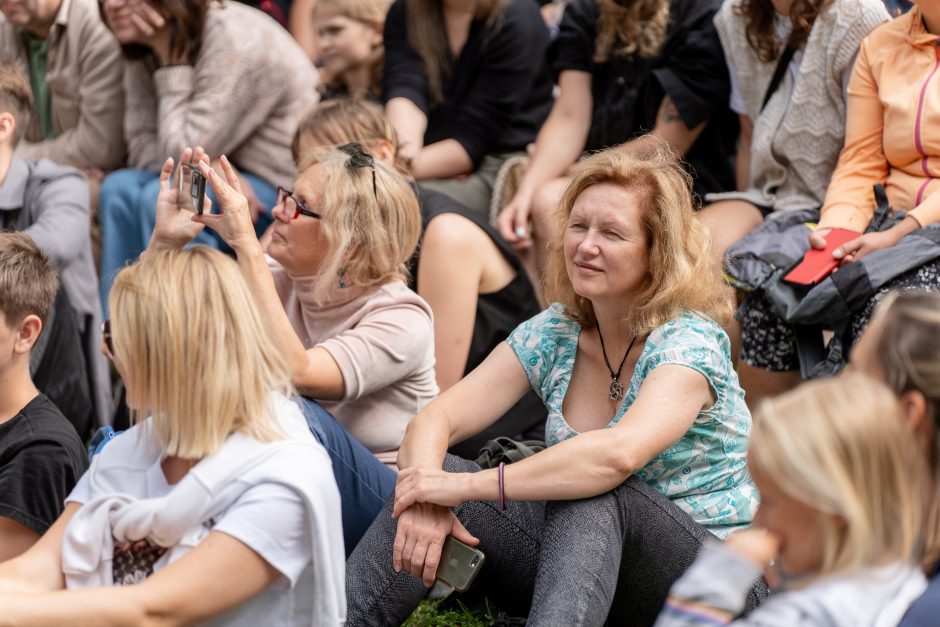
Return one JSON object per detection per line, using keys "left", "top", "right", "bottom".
{"left": 596, "top": 321, "right": 637, "bottom": 401}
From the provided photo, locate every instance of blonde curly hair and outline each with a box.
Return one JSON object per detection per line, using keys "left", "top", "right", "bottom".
{"left": 594, "top": 0, "right": 670, "bottom": 63}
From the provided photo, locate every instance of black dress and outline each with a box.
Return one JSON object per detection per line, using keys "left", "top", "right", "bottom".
{"left": 552, "top": 0, "right": 737, "bottom": 200}
{"left": 413, "top": 189, "right": 548, "bottom": 458}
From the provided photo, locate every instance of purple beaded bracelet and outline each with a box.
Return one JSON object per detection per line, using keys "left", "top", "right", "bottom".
{"left": 498, "top": 462, "right": 507, "bottom": 511}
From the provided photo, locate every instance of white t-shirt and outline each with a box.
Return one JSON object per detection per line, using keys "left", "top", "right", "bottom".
{"left": 64, "top": 396, "right": 344, "bottom": 626}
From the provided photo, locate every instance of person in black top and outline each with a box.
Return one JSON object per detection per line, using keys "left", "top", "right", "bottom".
{"left": 495, "top": 0, "right": 737, "bottom": 284}
{"left": 0, "top": 233, "right": 87, "bottom": 561}
{"left": 383, "top": 0, "right": 554, "bottom": 219}
{"left": 293, "top": 99, "right": 547, "bottom": 458}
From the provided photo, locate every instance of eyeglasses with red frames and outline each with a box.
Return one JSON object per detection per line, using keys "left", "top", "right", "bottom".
{"left": 276, "top": 187, "right": 322, "bottom": 220}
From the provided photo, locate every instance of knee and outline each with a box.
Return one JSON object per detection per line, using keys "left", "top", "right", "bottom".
{"left": 531, "top": 181, "right": 562, "bottom": 225}
{"left": 442, "top": 454, "right": 482, "bottom": 474}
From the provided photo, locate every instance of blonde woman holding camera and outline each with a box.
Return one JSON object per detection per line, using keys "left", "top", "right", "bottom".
{"left": 150, "top": 144, "right": 436, "bottom": 556}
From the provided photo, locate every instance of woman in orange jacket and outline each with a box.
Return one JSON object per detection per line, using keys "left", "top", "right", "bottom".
{"left": 739, "top": 3, "right": 940, "bottom": 404}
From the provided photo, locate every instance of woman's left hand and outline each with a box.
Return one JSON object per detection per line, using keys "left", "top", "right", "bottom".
{"left": 194, "top": 155, "right": 259, "bottom": 254}
{"left": 393, "top": 466, "right": 473, "bottom": 517}
{"left": 832, "top": 229, "right": 904, "bottom": 264}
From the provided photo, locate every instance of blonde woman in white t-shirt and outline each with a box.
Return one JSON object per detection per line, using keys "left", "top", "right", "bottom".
{"left": 0, "top": 246, "right": 346, "bottom": 625}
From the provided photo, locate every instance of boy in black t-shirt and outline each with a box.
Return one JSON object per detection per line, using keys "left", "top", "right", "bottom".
{"left": 0, "top": 233, "right": 87, "bottom": 560}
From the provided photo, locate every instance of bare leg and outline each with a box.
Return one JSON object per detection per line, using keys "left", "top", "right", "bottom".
{"left": 738, "top": 363, "right": 801, "bottom": 410}
{"left": 696, "top": 200, "right": 764, "bottom": 260}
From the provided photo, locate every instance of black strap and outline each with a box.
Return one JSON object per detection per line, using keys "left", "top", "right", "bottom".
{"left": 761, "top": 45, "right": 798, "bottom": 113}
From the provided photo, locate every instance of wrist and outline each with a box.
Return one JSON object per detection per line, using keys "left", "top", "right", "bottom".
{"left": 232, "top": 235, "right": 264, "bottom": 259}
{"left": 147, "top": 234, "right": 185, "bottom": 253}
{"left": 894, "top": 215, "right": 922, "bottom": 238}
{"left": 470, "top": 468, "right": 498, "bottom": 502}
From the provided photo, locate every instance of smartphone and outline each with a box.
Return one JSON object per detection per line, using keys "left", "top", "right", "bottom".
{"left": 783, "top": 227, "right": 861, "bottom": 286}
{"left": 177, "top": 162, "right": 207, "bottom": 215}
{"left": 436, "top": 536, "right": 485, "bottom": 593}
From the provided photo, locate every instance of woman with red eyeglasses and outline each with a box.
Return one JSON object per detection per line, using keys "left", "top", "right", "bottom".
{"left": 148, "top": 145, "right": 435, "bottom": 557}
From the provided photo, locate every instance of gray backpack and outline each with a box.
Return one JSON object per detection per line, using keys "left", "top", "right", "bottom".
{"left": 724, "top": 186, "right": 940, "bottom": 376}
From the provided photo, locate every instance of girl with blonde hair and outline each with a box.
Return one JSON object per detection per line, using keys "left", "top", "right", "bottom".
{"left": 346, "top": 146, "right": 761, "bottom": 625}
{"left": 314, "top": 0, "right": 393, "bottom": 101}
{"left": 495, "top": 0, "right": 737, "bottom": 293}
{"left": 850, "top": 290, "right": 940, "bottom": 626}
{"left": 657, "top": 371, "right": 928, "bottom": 626}
{"left": 149, "top": 144, "right": 436, "bottom": 556}
{"left": 0, "top": 247, "right": 345, "bottom": 625}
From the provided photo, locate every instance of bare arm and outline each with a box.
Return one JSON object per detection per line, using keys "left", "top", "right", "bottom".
{"left": 0, "top": 517, "right": 40, "bottom": 563}
{"left": 386, "top": 97, "right": 428, "bottom": 165}
{"left": 194, "top": 158, "right": 346, "bottom": 399}
{"left": 619, "top": 94, "right": 707, "bottom": 159}
{"left": 395, "top": 364, "right": 711, "bottom": 508}
{"left": 396, "top": 342, "right": 532, "bottom": 471}
{"left": 736, "top": 115, "right": 753, "bottom": 192}
{"left": 0, "top": 503, "right": 79, "bottom": 595}
{"left": 496, "top": 70, "right": 593, "bottom": 242}
{"left": 417, "top": 214, "right": 488, "bottom": 390}
{"left": 0, "top": 531, "right": 281, "bottom": 627}
{"left": 409, "top": 140, "right": 474, "bottom": 180}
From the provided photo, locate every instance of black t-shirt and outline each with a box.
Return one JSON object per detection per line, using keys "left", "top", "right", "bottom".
{"left": 0, "top": 394, "right": 88, "bottom": 534}
{"left": 383, "top": 0, "right": 555, "bottom": 168}
{"left": 552, "top": 0, "right": 737, "bottom": 199}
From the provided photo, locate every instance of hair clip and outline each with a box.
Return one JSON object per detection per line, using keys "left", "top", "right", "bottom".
{"left": 338, "top": 142, "right": 377, "bottom": 198}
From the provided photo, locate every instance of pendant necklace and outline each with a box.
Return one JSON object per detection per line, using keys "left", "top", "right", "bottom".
{"left": 596, "top": 321, "right": 637, "bottom": 401}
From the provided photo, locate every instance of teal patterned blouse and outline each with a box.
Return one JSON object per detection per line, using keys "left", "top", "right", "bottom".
{"left": 506, "top": 303, "right": 758, "bottom": 537}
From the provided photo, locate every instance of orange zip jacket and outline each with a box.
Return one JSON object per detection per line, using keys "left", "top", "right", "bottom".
{"left": 820, "top": 7, "right": 940, "bottom": 231}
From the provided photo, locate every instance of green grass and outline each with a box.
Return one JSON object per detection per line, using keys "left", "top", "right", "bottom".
{"left": 402, "top": 599, "right": 494, "bottom": 627}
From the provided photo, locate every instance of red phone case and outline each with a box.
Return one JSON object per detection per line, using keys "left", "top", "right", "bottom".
{"left": 783, "top": 228, "right": 861, "bottom": 286}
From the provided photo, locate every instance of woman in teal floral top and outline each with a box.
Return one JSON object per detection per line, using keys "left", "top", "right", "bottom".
{"left": 346, "top": 146, "right": 762, "bottom": 625}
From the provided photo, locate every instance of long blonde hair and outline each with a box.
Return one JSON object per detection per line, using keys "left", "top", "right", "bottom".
{"left": 751, "top": 372, "right": 927, "bottom": 576}
{"left": 109, "top": 248, "right": 292, "bottom": 459}
{"left": 296, "top": 147, "right": 421, "bottom": 303}
{"left": 543, "top": 145, "right": 732, "bottom": 335}
{"left": 594, "top": 0, "right": 670, "bottom": 63}
{"left": 866, "top": 290, "right": 940, "bottom": 568}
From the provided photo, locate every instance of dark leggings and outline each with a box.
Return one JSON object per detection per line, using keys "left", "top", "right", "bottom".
{"left": 346, "top": 455, "right": 766, "bottom": 626}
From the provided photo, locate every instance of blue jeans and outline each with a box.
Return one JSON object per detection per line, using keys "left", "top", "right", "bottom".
{"left": 98, "top": 168, "right": 276, "bottom": 316}
{"left": 298, "top": 397, "right": 396, "bottom": 557}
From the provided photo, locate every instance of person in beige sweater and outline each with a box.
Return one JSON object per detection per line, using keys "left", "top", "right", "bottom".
{"left": 0, "top": 0, "right": 125, "bottom": 172}
{"left": 96, "top": 0, "right": 318, "bottom": 316}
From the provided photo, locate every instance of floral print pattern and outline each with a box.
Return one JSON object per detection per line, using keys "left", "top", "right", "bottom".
{"left": 507, "top": 304, "right": 758, "bottom": 537}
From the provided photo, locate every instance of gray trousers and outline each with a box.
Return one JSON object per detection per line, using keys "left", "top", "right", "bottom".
{"left": 346, "top": 456, "right": 766, "bottom": 626}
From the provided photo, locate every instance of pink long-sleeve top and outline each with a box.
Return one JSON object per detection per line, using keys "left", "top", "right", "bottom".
{"left": 271, "top": 260, "right": 439, "bottom": 466}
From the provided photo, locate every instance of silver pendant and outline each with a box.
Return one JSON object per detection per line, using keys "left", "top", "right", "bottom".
{"left": 609, "top": 379, "right": 624, "bottom": 401}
